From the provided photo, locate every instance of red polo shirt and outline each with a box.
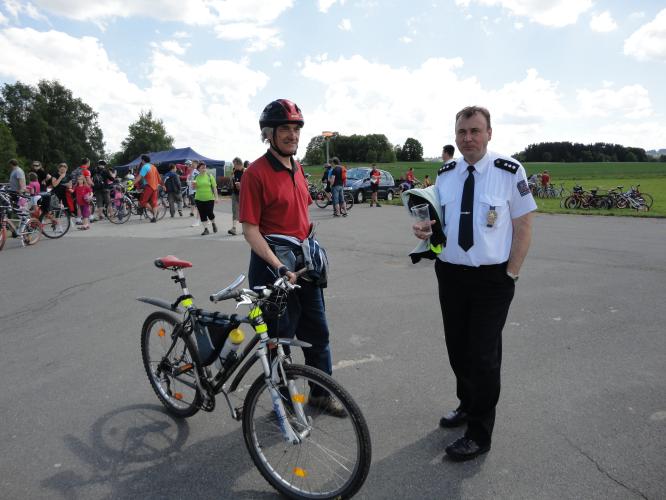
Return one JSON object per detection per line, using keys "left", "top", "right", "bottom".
{"left": 239, "top": 151, "right": 312, "bottom": 240}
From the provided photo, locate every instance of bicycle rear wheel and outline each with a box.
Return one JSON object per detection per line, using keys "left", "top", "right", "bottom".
{"left": 41, "top": 207, "right": 71, "bottom": 238}
{"left": 243, "top": 364, "right": 371, "bottom": 500}
{"left": 314, "top": 191, "right": 329, "bottom": 209}
{"left": 141, "top": 311, "right": 202, "bottom": 418}
{"left": 22, "top": 218, "right": 41, "bottom": 246}
{"left": 344, "top": 191, "right": 354, "bottom": 211}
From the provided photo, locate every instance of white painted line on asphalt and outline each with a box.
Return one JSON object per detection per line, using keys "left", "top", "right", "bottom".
{"left": 649, "top": 411, "right": 666, "bottom": 421}
{"left": 333, "top": 353, "right": 389, "bottom": 370}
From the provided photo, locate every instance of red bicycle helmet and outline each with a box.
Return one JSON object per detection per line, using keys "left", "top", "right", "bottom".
{"left": 259, "top": 99, "right": 304, "bottom": 129}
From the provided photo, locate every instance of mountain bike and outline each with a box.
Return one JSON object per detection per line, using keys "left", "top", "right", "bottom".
{"left": 0, "top": 191, "right": 41, "bottom": 250}
{"left": 314, "top": 185, "right": 354, "bottom": 211}
{"left": 138, "top": 256, "right": 371, "bottom": 499}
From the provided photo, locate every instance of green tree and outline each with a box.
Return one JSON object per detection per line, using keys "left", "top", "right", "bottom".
{"left": 0, "top": 122, "right": 18, "bottom": 181}
{"left": 402, "top": 138, "right": 423, "bottom": 161}
{"left": 0, "top": 80, "right": 105, "bottom": 170}
{"left": 116, "top": 110, "right": 174, "bottom": 165}
{"left": 303, "top": 135, "right": 326, "bottom": 165}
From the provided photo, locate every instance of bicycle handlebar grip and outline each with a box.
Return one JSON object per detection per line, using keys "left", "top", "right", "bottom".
{"left": 210, "top": 289, "right": 241, "bottom": 303}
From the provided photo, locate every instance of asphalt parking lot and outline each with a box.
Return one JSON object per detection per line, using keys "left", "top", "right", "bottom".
{"left": 0, "top": 202, "right": 664, "bottom": 499}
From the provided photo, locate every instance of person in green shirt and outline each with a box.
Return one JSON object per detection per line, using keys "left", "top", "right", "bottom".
{"left": 193, "top": 162, "right": 219, "bottom": 235}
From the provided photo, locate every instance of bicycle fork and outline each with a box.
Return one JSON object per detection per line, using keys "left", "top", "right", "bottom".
{"left": 257, "top": 343, "right": 311, "bottom": 445}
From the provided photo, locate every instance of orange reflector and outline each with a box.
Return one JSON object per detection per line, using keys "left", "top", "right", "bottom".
{"left": 291, "top": 394, "right": 306, "bottom": 404}
{"left": 174, "top": 392, "right": 183, "bottom": 400}
{"left": 158, "top": 328, "right": 166, "bottom": 337}
{"left": 293, "top": 467, "right": 307, "bottom": 478}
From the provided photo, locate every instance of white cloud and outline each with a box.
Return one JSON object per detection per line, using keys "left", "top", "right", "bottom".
{"left": 214, "top": 22, "right": 284, "bottom": 52}
{"left": 173, "top": 31, "right": 190, "bottom": 39}
{"left": 624, "top": 8, "right": 666, "bottom": 62}
{"left": 300, "top": 55, "right": 565, "bottom": 156}
{"left": 3, "top": 0, "right": 48, "bottom": 22}
{"left": 30, "top": 0, "right": 294, "bottom": 51}
{"left": 514, "top": 21, "right": 524, "bottom": 29}
{"left": 318, "top": 0, "right": 336, "bottom": 13}
{"left": 0, "top": 27, "right": 270, "bottom": 159}
{"left": 158, "top": 40, "right": 188, "bottom": 55}
{"left": 590, "top": 11, "right": 617, "bottom": 33}
{"left": 273, "top": 61, "right": 283, "bottom": 67}
{"left": 338, "top": 18, "right": 351, "bottom": 31}
{"left": 456, "top": 0, "right": 594, "bottom": 28}
{"left": 0, "top": 11, "right": 7, "bottom": 25}
{"left": 399, "top": 36, "right": 413, "bottom": 43}
{"left": 576, "top": 84, "right": 652, "bottom": 119}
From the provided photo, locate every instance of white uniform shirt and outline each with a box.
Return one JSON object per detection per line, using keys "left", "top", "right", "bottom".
{"left": 435, "top": 151, "right": 537, "bottom": 267}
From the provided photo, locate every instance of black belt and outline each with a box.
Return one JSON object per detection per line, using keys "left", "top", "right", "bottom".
{"left": 437, "top": 260, "right": 507, "bottom": 271}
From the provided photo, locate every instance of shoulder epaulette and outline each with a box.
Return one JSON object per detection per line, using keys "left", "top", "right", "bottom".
{"left": 493, "top": 158, "right": 520, "bottom": 174}
{"left": 438, "top": 161, "right": 456, "bottom": 175}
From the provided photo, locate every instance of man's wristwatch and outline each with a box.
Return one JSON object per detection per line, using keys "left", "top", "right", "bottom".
{"left": 277, "top": 265, "right": 289, "bottom": 277}
{"left": 506, "top": 271, "right": 519, "bottom": 283}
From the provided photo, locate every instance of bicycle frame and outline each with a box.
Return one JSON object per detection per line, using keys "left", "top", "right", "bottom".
{"left": 138, "top": 266, "right": 313, "bottom": 444}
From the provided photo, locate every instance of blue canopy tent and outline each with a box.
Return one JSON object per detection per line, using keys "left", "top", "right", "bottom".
{"left": 115, "top": 147, "right": 226, "bottom": 175}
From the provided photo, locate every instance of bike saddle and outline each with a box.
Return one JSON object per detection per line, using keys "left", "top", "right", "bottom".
{"left": 154, "top": 255, "right": 193, "bottom": 270}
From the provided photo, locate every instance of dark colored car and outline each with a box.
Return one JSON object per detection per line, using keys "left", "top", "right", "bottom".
{"left": 345, "top": 167, "right": 396, "bottom": 203}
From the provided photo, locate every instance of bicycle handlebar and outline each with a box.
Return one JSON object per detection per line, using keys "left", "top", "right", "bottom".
{"left": 209, "top": 268, "right": 308, "bottom": 304}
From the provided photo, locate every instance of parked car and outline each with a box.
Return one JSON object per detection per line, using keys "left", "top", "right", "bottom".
{"left": 345, "top": 167, "right": 396, "bottom": 203}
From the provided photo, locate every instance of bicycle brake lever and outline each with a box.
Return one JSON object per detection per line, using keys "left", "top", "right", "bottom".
{"left": 236, "top": 295, "right": 254, "bottom": 309}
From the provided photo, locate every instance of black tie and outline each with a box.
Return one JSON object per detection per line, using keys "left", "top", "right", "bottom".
{"left": 458, "top": 165, "right": 475, "bottom": 251}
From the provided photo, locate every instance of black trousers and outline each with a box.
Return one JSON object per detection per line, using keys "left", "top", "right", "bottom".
{"left": 435, "top": 259, "right": 515, "bottom": 445}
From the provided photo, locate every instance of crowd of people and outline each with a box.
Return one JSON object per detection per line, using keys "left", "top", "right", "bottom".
{"left": 3, "top": 155, "right": 248, "bottom": 236}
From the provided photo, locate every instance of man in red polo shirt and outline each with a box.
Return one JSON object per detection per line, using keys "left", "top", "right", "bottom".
{"left": 239, "top": 99, "right": 345, "bottom": 417}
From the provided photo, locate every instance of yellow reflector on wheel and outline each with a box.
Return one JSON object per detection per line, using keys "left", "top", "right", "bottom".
{"left": 158, "top": 328, "right": 166, "bottom": 337}
{"left": 291, "top": 394, "right": 305, "bottom": 404}
{"left": 174, "top": 392, "right": 183, "bottom": 400}
{"left": 293, "top": 467, "right": 307, "bottom": 478}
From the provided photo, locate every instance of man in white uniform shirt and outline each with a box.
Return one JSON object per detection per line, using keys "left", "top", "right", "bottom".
{"left": 414, "top": 106, "right": 536, "bottom": 461}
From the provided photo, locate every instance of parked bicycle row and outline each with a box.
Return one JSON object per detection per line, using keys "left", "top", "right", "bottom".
{"left": 560, "top": 184, "right": 653, "bottom": 211}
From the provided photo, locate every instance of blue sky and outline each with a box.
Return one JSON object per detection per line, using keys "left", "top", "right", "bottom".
{"left": 0, "top": 0, "right": 664, "bottom": 162}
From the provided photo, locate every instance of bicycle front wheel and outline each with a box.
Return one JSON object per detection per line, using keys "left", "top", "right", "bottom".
{"left": 156, "top": 199, "right": 168, "bottom": 220}
{"left": 106, "top": 198, "right": 133, "bottom": 224}
{"left": 242, "top": 364, "right": 371, "bottom": 500}
{"left": 141, "top": 311, "right": 202, "bottom": 418}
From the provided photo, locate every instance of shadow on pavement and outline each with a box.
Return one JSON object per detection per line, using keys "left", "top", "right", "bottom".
{"left": 41, "top": 403, "right": 277, "bottom": 499}
{"left": 363, "top": 428, "right": 486, "bottom": 498}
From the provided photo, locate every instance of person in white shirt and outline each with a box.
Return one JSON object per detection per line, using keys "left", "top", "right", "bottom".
{"left": 413, "top": 106, "right": 536, "bottom": 462}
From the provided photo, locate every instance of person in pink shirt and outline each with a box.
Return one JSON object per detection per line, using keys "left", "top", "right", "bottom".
{"left": 73, "top": 175, "right": 92, "bottom": 230}
{"left": 27, "top": 172, "right": 42, "bottom": 205}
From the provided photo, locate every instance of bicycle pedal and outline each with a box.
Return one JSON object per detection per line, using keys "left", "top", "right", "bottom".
{"left": 199, "top": 396, "right": 216, "bottom": 412}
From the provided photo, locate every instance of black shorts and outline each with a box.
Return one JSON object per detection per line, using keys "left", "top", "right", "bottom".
{"left": 370, "top": 183, "right": 379, "bottom": 192}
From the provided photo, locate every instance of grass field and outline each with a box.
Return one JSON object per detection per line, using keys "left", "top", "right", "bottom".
{"left": 304, "top": 161, "right": 666, "bottom": 217}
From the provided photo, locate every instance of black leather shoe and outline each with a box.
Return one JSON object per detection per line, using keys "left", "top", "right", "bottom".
{"left": 439, "top": 407, "right": 468, "bottom": 428}
{"left": 444, "top": 437, "right": 490, "bottom": 462}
